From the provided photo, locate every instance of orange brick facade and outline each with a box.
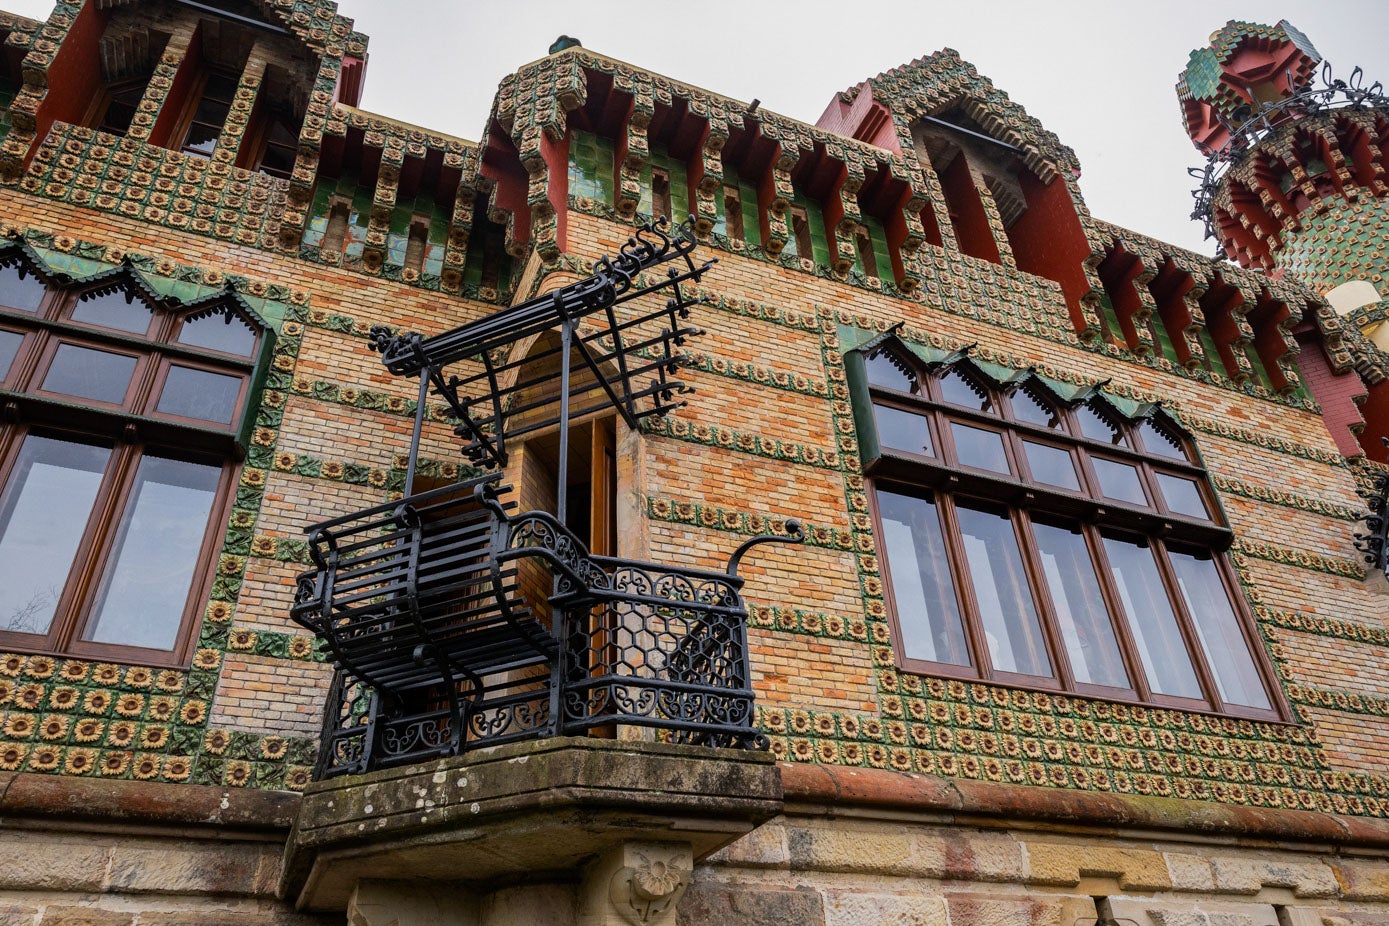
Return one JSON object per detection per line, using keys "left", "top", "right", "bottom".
{"left": 0, "top": 3, "right": 1386, "bottom": 924}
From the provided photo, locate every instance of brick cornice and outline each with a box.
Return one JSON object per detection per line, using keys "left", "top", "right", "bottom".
{"left": 780, "top": 762, "right": 1389, "bottom": 848}
{"left": 0, "top": 771, "right": 300, "bottom": 833}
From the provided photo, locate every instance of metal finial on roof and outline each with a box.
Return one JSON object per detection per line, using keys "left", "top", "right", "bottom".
{"left": 549, "top": 35, "right": 582, "bottom": 54}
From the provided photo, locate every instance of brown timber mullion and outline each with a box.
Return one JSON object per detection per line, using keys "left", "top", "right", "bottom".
{"left": 1083, "top": 523, "right": 1153, "bottom": 703}
{"left": 1149, "top": 535, "right": 1223, "bottom": 712}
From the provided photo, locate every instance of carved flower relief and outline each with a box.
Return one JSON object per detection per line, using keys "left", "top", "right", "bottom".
{"left": 630, "top": 855, "right": 684, "bottom": 901}
{"left": 608, "top": 848, "right": 692, "bottom": 926}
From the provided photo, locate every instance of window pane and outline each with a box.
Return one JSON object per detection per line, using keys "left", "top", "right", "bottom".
{"left": 956, "top": 505, "right": 1052, "bottom": 678}
{"left": 1102, "top": 535, "right": 1203, "bottom": 699}
{"left": 1075, "top": 403, "right": 1125, "bottom": 444}
{"left": 99, "top": 85, "right": 144, "bottom": 135}
{"left": 42, "top": 344, "right": 137, "bottom": 402}
{"left": 1092, "top": 457, "right": 1147, "bottom": 505}
{"left": 939, "top": 368, "right": 991, "bottom": 411}
{"left": 1169, "top": 550, "right": 1271, "bottom": 709}
{"left": 866, "top": 351, "right": 915, "bottom": 392}
{"left": 1033, "top": 521, "right": 1129, "bottom": 689}
{"left": 1012, "top": 388, "right": 1060, "bottom": 428}
{"left": 1023, "top": 441, "right": 1079, "bottom": 490}
{"left": 877, "top": 489, "right": 970, "bottom": 666}
{"left": 156, "top": 366, "right": 242, "bottom": 424}
{"left": 70, "top": 290, "right": 153, "bottom": 334}
{"left": 183, "top": 120, "right": 222, "bottom": 155}
{"left": 951, "top": 423, "right": 1010, "bottom": 474}
{"left": 0, "top": 435, "right": 110, "bottom": 635}
{"left": 178, "top": 311, "right": 256, "bottom": 356}
{"left": 192, "top": 95, "right": 231, "bottom": 127}
{"left": 85, "top": 455, "right": 221, "bottom": 650}
{"left": 0, "top": 329, "right": 21, "bottom": 378}
{"left": 203, "top": 72, "right": 239, "bottom": 101}
{"left": 1156, "top": 473, "right": 1208, "bottom": 519}
{"left": 260, "top": 143, "right": 296, "bottom": 178}
{"left": 1139, "top": 419, "right": 1187, "bottom": 460}
{"left": 0, "top": 263, "right": 45, "bottom": 312}
{"left": 874, "top": 403, "right": 932, "bottom": 456}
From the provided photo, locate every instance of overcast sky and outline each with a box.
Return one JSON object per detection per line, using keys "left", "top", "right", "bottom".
{"left": 8, "top": 0, "right": 1388, "bottom": 254}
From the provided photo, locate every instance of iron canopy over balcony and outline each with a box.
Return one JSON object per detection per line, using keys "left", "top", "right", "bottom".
{"left": 291, "top": 218, "right": 804, "bottom": 778}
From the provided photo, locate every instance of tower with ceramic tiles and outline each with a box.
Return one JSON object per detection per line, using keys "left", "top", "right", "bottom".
{"left": 1181, "top": 20, "right": 1389, "bottom": 459}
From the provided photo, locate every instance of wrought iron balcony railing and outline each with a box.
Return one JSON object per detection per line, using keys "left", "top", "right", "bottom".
{"left": 290, "top": 219, "right": 804, "bottom": 778}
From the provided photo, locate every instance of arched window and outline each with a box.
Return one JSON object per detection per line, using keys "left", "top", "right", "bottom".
{"left": 854, "top": 339, "right": 1281, "bottom": 720}
{"left": 0, "top": 260, "right": 265, "bottom": 665}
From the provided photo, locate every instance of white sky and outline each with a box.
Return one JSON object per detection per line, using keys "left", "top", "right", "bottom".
{"left": 7, "top": 0, "right": 1388, "bottom": 254}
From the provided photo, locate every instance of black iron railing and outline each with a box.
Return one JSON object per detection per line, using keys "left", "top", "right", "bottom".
{"left": 291, "top": 219, "right": 805, "bottom": 778}
{"left": 293, "top": 475, "right": 802, "bottom": 777}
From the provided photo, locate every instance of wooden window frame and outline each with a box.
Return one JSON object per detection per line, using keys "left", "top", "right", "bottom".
{"left": 148, "top": 355, "right": 251, "bottom": 428}
{"left": 173, "top": 67, "right": 241, "bottom": 160}
{"left": 83, "top": 76, "right": 151, "bottom": 138}
{"left": 235, "top": 91, "right": 301, "bottom": 180}
{"left": 861, "top": 347, "right": 1287, "bottom": 722}
{"left": 0, "top": 271, "right": 259, "bottom": 666}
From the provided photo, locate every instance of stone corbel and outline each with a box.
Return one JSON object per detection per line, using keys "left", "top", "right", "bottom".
{"left": 580, "top": 841, "right": 693, "bottom": 926}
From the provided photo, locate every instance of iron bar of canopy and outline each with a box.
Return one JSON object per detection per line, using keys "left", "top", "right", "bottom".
{"left": 1187, "top": 62, "right": 1389, "bottom": 244}
{"left": 404, "top": 372, "right": 429, "bottom": 496}
{"left": 371, "top": 221, "right": 704, "bottom": 374}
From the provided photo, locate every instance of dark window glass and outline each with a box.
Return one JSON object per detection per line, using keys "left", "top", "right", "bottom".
{"left": 260, "top": 141, "right": 297, "bottom": 178}
{"left": 178, "top": 312, "right": 257, "bottom": 356}
{"left": 1011, "top": 388, "right": 1060, "bottom": 428}
{"left": 182, "top": 73, "right": 238, "bottom": 157}
{"left": 0, "top": 435, "right": 111, "bottom": 635}
{"left": 0, "top": 264, "right": 46, "bottom": 312}
{"left": 1022, "top": 440, "right": 1079, "bottom": 490}
{"left": 0, "top": 329, "right": 21, "bottom": 377}
{"left": 1092, "top": 457, "right": 1147, "bottom": 505}
{"left": 956, "top": 505, "right": 1051, "bottom": 678}
{"left": 98, "top": 83, "right": 146, "bottom": 136}
{"left": 156, "top": 366, "right": 242, "bottom": 424}
{"left": 183, "top": 120, "right": 222, "bottom": 156}
{"left": 1156, "top": 473, "right": 1207, "bottom": 519}
{"left": 70, "top": 290, "right": 154, "bottom": 335}
{"left": 1102, "top": 535, "right": 1202, "bottom": 699}
{"left": 951, "top": 423, "right": 1009, "bottom": 473}
{"left": 260, "top": 110, "right": 300, "bottom": 179}
{"left": 1139, "top": 419, "right": 1187, "bottom": 461}
{"left": 866, "top": 351, "right": 915, "bottom": 393}
{"left": 42, "top": 344, "right": 137, "bottom": 402}
{"left": 874, "top": 403, "right": 932, "bottom": 457}
{"left": 84, "top": 455, "right": 220, "bottom": 650}
{"left": 939, "top": 368, "right": 990, "bottom": 411}
{"left": 1169, "top": 550, "right": 1270, "bottom": 709}
{"left": 1075, "top": 402, "right": 1125, "bottom": 445}
{"left": 1033, "top": 521, "right": 1128, "bottom": 689}
{"left": 877, "top": 489, "right": 970, "bottom": 667}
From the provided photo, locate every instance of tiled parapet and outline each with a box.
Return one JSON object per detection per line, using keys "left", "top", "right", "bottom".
{"left": 23, "top": 123, "right": 290, "bottom": 249}
{"left": 0, "top": 1, "right": 83, "bottom": 182}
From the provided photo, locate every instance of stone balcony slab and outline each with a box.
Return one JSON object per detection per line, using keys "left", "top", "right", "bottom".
{"left": 280, "top": 736, "right": 782, "bottom": 913}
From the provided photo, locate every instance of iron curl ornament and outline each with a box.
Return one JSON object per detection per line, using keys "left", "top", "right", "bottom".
{"left": 1353, "top": 439, "right": 1389, "bottom": 578}
{"left": 1188, "top": 61, "right": 1389, "bottom": 245}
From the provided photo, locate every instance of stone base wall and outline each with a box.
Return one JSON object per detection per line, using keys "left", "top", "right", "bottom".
{"left": 0, "top": 828, "right": 329, "bottom": 926}
{"left": 687, "top": 811, "right": 1389, "bottom": 926}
